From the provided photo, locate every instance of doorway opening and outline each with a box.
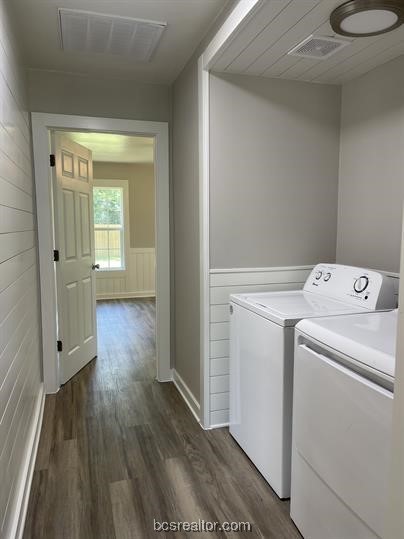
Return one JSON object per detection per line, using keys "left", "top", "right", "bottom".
{"left": 31, "top": 113, "right": 170, "bottom": 394}
{"left": 53, "top": 130, "right": 157, "bottom": 386}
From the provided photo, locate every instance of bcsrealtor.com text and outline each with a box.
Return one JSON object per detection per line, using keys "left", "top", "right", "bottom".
{"left": 154, "top": 519, "right": 252, "bottom": 533}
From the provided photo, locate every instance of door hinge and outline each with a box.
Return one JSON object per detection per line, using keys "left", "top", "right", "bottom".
{"left": 57, "top": 340, "right": 63, "bottom": 352}
{"left": 53, "top": 249, "right": 59, "bottom": 262}
{"left": 50, "top": 154, "right": 55, "bottom": 167}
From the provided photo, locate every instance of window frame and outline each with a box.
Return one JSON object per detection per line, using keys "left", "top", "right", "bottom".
{"left": 93, "top": 179, "right": 130, "bottom": 273}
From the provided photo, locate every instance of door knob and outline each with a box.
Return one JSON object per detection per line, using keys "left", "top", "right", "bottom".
{"left": 92, "top": 264, "right": 100, "bottom": 270}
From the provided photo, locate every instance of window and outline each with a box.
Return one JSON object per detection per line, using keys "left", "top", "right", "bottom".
{"left": 93, "top": 186, "right": 125, "bottom": 270}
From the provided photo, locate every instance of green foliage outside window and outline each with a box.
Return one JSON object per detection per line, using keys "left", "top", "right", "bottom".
{"left": 93, "top": 186, "right": 124, "bottom": 269}
{"left": 93, "top": 188, "right": 122, "bottom": 225}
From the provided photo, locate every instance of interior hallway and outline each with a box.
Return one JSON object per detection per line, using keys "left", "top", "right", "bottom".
{"left": 23, "top": 299, "right": 300, "bottom": 538}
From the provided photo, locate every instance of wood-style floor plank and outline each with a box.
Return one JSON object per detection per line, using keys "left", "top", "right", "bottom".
{"left": 23, "top": 299, "right": 301, "bottom": 538}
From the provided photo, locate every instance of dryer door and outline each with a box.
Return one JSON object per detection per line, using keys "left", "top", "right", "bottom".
{"left": 291, "top": 342, "right": 393, "bottom": 539}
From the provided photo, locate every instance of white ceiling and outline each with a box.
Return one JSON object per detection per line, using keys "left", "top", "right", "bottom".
{"left": 62, "top": 132, "right": 154, "bottom": 163}
{"left": 211, "top": 0, "right": 404, "bottom": 85}
{"left": 9, "top": 0, "right": 228, "bottom": 84}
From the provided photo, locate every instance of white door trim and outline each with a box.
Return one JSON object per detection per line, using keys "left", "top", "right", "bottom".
{"left": 31, "top": 113, "right": 171, "bottom": 393}
{"left": 198, "top": 55, "right": 211, "bottom": 429}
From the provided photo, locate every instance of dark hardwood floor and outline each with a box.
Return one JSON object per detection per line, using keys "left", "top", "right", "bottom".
{"left": 24, "top": 299, "right": 301, "bottom": 538}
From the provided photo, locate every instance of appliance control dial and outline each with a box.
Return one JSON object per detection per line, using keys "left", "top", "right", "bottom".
{"left": 354, "top": 276, "right": 369, "bottom": 294}
{"left": 315, "top": 271, "right": 322, "bottom": 280}
{"left": 324, "top": 272, "right": 331, "bottom": 282}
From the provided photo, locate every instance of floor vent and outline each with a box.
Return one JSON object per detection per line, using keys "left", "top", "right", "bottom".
{"left": 59, "top": 8, "right": 166, "bottom": 61}
{"left": 288, "top": 35, "right": 351, "bottom": 60}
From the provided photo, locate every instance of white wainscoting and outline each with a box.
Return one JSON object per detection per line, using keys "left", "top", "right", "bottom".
{"left": 96, "top": 247, "right": 155, "bottom": 300}
{"left": 208, "top": 266, "right": 313, "bottom": 428}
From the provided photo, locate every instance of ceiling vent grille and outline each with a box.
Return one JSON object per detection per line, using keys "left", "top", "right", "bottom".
{"left": 59, "top": 9, "right": 166, "bottom": 61}
{"left": 288, "top": 35, "right": 351, "bottom": 60}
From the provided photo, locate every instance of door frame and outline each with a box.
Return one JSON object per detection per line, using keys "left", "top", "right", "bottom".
{"left": 31, "top": 113, "right": 171, "bottom": 393}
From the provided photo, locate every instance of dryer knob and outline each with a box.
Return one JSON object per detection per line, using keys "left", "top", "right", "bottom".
{"left": 315, "top": 271, "right": 322, "bottom": 280}
{"left": 324, "top": 272, "right": 331, "bottom": 282}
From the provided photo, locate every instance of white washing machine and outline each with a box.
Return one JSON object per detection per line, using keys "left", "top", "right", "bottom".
{"left": 229, "top": 264, "right": 396, "bottom": 499}
{"left": 290, "top": 309, "right": 397, "bottom": 539}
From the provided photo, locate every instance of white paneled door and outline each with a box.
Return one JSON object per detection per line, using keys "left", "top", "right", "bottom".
{"left": 53, "top": 133, "right": 97, "bottom": 384}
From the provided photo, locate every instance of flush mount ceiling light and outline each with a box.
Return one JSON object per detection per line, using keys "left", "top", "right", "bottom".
{"left": 330, "top": 0, "right": 404, "bottom": 37}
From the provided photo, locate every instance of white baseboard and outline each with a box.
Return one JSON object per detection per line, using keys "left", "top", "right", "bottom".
{"left": 172, "top": 369, "right": 201, "bottom": 424}
{"left": 209, "top": 422, "right": 229, "bottom": 429}
{"left": 12, "top": 384, "right": 45, "bottom": 539}
{"left": 156, "top": 368, "right": 173, "bottom": 383}
{"left": 96, "top": 291, "right": 156, "bottom": 300}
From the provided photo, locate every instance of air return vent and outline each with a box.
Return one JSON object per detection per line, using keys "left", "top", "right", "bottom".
{"left": 59, "top": 9, "right": 166, "bottom": 61}
{"left": 288, "top": 35, "right": 350, "bottom": 60}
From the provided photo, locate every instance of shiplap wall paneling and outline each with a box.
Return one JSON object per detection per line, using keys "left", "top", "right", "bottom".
{"left": 208, "top": 266, "right": 312, "bottom": 428}
{"left": 0, "top": 2, "right": 43, "bottom": 537}
{"left": 96, "top": 248, "right": 155, "bottom": 299}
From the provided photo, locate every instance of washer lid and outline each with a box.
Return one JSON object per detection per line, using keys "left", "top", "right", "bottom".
{"left": 230, "top": 290, "right": 368, "bottom": 327}
{"left": 297, "top": 310, "right": 397, "bottom": 377}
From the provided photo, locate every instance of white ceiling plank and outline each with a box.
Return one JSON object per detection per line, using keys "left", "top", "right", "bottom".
{"left": 244, "top": 0, "right": 342, "bottom": 76}
{"left": 212, "top": 0, "right": 292, "bottom": 72}
{"left": 335, "top": 43, "right": 404, "bottom": 84}
{"left": 263, "top": 54, "right": 303, "bottom": 77}
{"left": 314, "top": 25, "right": 404, "bottom": 83}
{"left": 225, "top": 0, "right": 320, "bottom": 74}
{"left": 280, "top": 57, "right": 321, "bottom": 79}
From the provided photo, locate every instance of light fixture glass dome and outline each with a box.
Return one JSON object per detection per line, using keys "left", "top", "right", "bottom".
{"left": 330, "top": 1, "right": 404, "bottom": 37}
{"left": 340, "top": 9, "right": 399, "bottom": 34}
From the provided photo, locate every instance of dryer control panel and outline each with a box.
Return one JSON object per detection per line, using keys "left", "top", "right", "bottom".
{"left": 303, "top": 264, "right": 397, "bottom": 310}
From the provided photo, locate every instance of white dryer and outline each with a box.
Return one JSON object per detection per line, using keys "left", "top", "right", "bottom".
{"left": 291, "top": 309, "right": 397, "bottom": 539}
{"left": 229, "top": 264, "right": 396, "bottom": 499}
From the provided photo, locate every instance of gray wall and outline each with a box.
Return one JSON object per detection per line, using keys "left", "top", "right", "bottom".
{"left": 170, "top": 1, "right": 235, "bottom": 404}
{"left": 172, "top": 59, "right": 200, "bottom": 401}
{"left": 0, "top": 1, "right": 42, "bottom": 534}
{"left": 209, "top": 73, "right": 342, "bottom": 269}
{"left": 27, "top": 69, "right": 170, "bottom": 122}
{"left": 93, "top": 162, "right": 155, "bottom": 248}
{"left": 337, "top": 55, "right": 404, "bottom": 273}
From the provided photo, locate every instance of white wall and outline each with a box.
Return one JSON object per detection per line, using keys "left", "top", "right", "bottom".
{"left": 337, "top": 55, "right": 404, "bottom": 273}
{"left": 27, "top": 69, "right": 171, "bottom": 122}
{"left": 0, "top": 1, "right": 43, "bottom": 536}
{"left": 209, "top": 72, "right": 342, "bottom": 269}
